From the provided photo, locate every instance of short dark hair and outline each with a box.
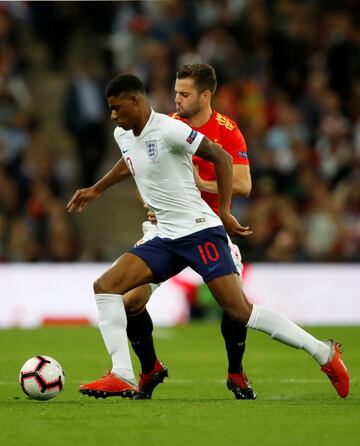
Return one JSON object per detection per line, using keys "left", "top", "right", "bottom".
{"left": 176, "top": 63, "right": 217, "bottom": 95}
{"left": 106, "top": 73, "right": 145, "bottom": 97}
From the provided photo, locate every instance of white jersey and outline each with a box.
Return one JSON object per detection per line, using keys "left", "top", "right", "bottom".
{"left": 114, "top": 110, "right": 222, "bottom": 239}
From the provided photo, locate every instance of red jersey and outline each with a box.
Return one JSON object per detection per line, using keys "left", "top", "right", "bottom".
{"left": 169, "top": 110, "right": 249, "bottom": 214}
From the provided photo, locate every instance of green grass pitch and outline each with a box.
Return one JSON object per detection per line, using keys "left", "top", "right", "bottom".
{"left": 1, "top": 323, "right": 359, "bottom": 446}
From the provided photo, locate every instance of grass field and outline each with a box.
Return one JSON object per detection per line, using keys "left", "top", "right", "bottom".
{"left": 1, "top": 323, "right": 359, "bottom": 446}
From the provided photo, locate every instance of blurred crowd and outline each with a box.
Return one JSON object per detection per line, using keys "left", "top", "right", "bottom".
{"left": 0, "top": 0, "right": 359, "bottom": 262}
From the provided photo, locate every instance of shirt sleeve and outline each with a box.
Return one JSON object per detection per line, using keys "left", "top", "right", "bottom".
{"left": 161, "top": 116, "right": 204, "bottom": 155}
{"left": 113, "top": 126, "right": 126, "bottom": 154}
{"left": 222, "top": 126, "right": 249, "bottom": 165}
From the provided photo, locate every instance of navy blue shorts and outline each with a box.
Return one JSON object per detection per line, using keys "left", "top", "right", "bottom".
{"left": 129, "top": 225, "right": 238, "bottom": 284}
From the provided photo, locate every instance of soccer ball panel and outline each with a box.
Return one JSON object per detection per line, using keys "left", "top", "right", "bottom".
{"left": 19, "top": 355, "right": 65, "bottom": 401}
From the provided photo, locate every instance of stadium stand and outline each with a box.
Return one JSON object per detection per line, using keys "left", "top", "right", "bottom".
{"left": 0, "top": 0, "right": 359, "bottom": 262}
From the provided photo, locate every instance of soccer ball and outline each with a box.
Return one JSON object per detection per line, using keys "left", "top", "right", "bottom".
{"left": 19, "top": 355, "right": 65, "bottom": 401}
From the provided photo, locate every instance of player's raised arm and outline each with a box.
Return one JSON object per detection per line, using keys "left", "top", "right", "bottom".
{"left": 195, "top": 137, "right": 252, "bottom": 237}
{"left": 67, "top": 157, "right": 131, "bottom": 213}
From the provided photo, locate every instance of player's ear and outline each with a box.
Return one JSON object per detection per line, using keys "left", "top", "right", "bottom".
{"left": 131, "top": 94, "right": 140, "bottom": 106}
{"left": 200, "top": 89, "right": 212, "bottom": 103}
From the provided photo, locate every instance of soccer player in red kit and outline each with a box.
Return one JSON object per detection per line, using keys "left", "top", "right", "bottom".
{"left": 123, "top": 64, "right": 255, "bottom": 400}
{"left": 172, "top": 103, "right": 250, "bottom": 215}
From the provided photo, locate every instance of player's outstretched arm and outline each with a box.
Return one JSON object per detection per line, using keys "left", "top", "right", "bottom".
{"left": 195, "top": 137, "right": 252, "bottom": 237}
{"left": 67, "top": 158, "right": 131, "bottom": 213}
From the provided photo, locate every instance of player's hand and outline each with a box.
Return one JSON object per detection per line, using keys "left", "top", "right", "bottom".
{"left": 147, "top": 211, "right": 157, "bottom": 223}
{"left": 193, "top": 164, "right": 210, "bottom": 192}
{"left": 219, "top": 211, "right": 253, "bottom": 237}
{"left": 144, "top": 203, "right": 157, "bottom": 223}
{"left": 134, "top": 237, "right": 145, "bottom": 247}
{"left": 193, "top": 164, "right": 204, "bottom": 190}
{"left": 66, "top": 187, "right": 100, "bottom": 213}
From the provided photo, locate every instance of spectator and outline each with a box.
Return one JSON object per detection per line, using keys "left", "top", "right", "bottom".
{"left": 63, "top": 61, "right": 108, "bottom": 186}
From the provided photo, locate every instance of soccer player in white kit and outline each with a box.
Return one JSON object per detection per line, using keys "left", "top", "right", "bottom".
{"left": 67, "top": 73, "right": 349, "bottom": 400}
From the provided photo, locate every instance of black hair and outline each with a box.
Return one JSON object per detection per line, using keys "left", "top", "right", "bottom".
{"left": 105, "top": 73, "right": 145, "bottom": 97}
{"left": 176, "top": 63, "right": 217, "bottom": 95}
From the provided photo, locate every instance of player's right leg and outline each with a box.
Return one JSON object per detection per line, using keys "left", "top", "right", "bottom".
{"left": 206, "top": 274, "right": 350, "bottom": 398}
{"left": 122, "top": 220, "right": 169, "bottom": 398}
{"left": 80, "top": 252, "right": 154, "bottom": 399}
{"left": 115, "top": 236, "right": 185, "bottom": 399}
{"left": 123, "top": 285, "right": 168, "bottom": 399}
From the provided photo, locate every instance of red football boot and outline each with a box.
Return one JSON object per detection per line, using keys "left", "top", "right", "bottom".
{"left": 321, "top": 340, "right": 350, "bottom": 398}
{"left": 135, "top": 359, "right": 168, "bottom": 399}
{"left": 79, "top": 371, "right": 138, "bottom": 399}
{"left": 227, "top": 372, "right": 256, "bottom": 400}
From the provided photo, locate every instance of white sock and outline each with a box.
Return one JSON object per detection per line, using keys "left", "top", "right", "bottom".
{"left": 246, "top": 304, "right": 331, "bottom": 365}
{"left": 95, "top": 293, "right": 136, "bottom": 383}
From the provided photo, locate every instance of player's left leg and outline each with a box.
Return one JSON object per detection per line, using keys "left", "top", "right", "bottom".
{"left": 206, "top": 274, "right": 350, "bottom": 398}
{"left": 221, "top": 309, "right": 256, "bottom": 400}
{"left": 221, "top": 239, "right": 256, "bottom": 399}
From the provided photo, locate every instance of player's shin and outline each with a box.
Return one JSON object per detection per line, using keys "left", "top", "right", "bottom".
{"left": 221, "top": 311, "right": 247, "bottom": 373}
{"left": 127, "top": 307, "right": 157, "bottom": 374}
{"left": 246, "top": 304, "right": 331, "bottom": 365}
{"left": 95, "top": 293, "right": 136, "bottom": 383}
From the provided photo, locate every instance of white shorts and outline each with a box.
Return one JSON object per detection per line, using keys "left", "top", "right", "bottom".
{"left": 135, "top": 221, "right": 243, "bottom": 292}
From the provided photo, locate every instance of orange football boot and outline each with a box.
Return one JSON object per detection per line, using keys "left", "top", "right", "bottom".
{"left": 79, "top": 371, "right": 138, "bottom": 399}
{"left": 321, "top": 340, "right": 350, "bottom": 398}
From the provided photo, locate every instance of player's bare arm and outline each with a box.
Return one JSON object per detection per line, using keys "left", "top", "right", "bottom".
{"left": 195, "top": 137, "right": 253, "bottom": 237}
{"left": 232, "top": 164, "right": 252, "bottom": 196}
{"left": 194, "top": 163, "right": 252, "bottom": 197}
{"left": 67, "top": 158, "right": 131, "bottom": 213}
{"left": 195, "top": 137, "right": 232, "bottom": 212}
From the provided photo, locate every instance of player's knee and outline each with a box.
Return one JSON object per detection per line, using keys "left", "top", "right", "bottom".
{"left": 123, "top": 293, "right": 137, "bottom": 312}
{"left": 226, "top": 304, "right": 252, "bottom": 325}
{"left": 126, "top": 305, "right": 146, "bottom": 317}
{"left": 229, "top": 311, "right": 247, "bottom": 324}
{"left": 124, "top": 297, "right": 142, "bottom": 313}
{"left": 93, "top": 277, "right": 119, "bottom": 294}
{"left": 93, "top": 278, "right": 106, "bottom": 294}
{"left": 123, "top": 285, "right": 152, "bottom": 313}
{"left": 93, "top": 269, "right": 129, "bottom": 295}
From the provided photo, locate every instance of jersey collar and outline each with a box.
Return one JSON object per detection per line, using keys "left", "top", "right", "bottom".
{"left": 186, "top": 109, "right": 216, "bottom": 131}
{"left": 136, "top": 109, "right": 155, "bottom": 138}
